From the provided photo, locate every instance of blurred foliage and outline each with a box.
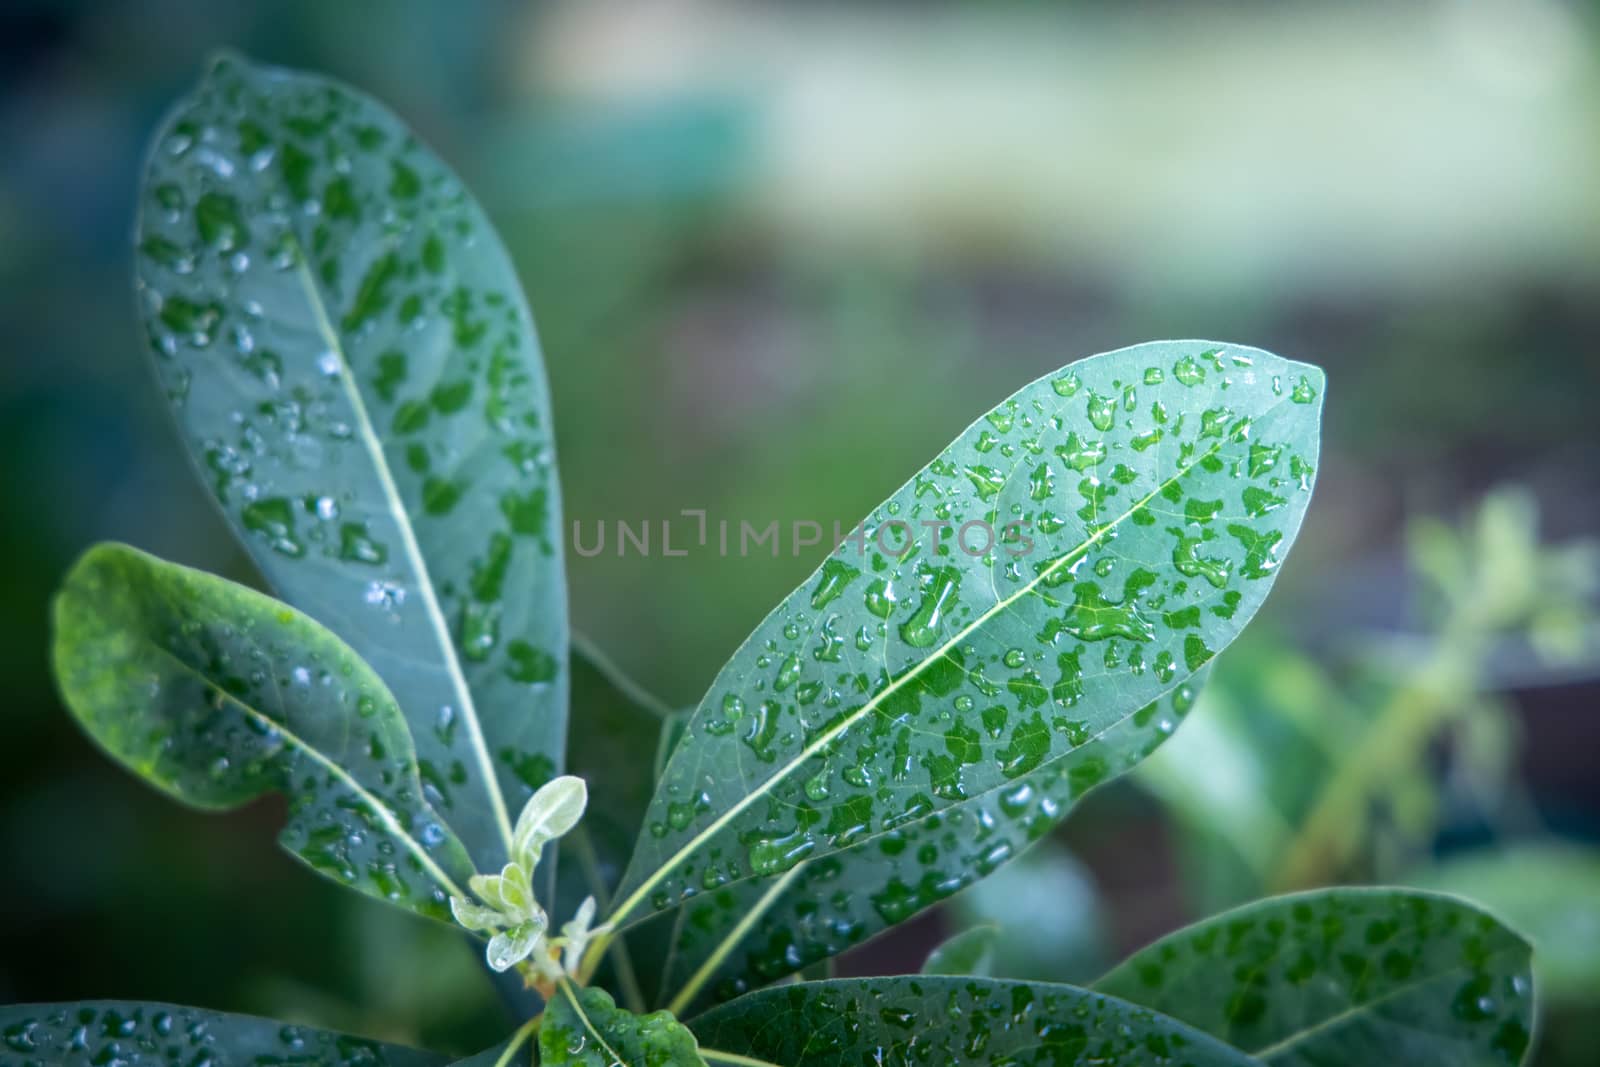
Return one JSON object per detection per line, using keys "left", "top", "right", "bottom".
{"left": 2, "top": 2, "right": 1598, "bottom": 1066}
{"left": 1132, "top": 489, "right": 1599, "bottom": 1063}
{"left": 1140, "top": 489, "right": 1599, "bottom": 907}
{"left": 947, "top": 843, "right": 1109, "bottom": 985}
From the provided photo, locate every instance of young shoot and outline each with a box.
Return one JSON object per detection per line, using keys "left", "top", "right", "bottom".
{"left": 448, "top": 775, "right": 611, "bottom": 990}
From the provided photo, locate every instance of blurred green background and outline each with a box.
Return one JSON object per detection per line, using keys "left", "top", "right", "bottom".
{"left": 3, "top": 1, "right": 1598, "bottom": 1063}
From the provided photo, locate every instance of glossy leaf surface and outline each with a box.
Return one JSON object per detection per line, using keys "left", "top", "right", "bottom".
{"left": 656, "top": 678, "right": 1202, "bottom": 1010}
{"left": 52, "top": 542, "right": 471, "bottom": 921}
{"left": 1409, "top": 843, "right": 1600, "bottom": 1003}
{"left": 541, "top": 985, "right": 705, "bottom": 1067}
{"left": 135, "top": 53, "right": 566, "bottom": 870}
{"left": 613, "top": 341, "right": 1320, "bottom": 969}
{"left": 690, "top": 977, "right": 1262, "bottom": 1066}
{"left": 1095, "top": 888, "right": 1535, "bottom": 1066}
{"left": 0, "top": 1001, "right": 446, "bottom": 1067}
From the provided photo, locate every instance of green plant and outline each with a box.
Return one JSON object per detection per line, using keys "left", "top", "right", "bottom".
{"left": 12, "top": 54, "right": 1536, "bottom": 1067}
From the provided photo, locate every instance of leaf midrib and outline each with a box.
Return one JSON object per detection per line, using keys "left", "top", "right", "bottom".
{"left": 288, "top": 237, "right": 515, "bottom": 856}
{"left": 617, "top": 663, "right": 1205, "bottom": 939}
{"left": 1245, "top": 941, "right": 1526, "bottom": 1061}
{"left": 611, "top": 396, "right": 1284, "bottom": 927}
{"left": 557, "top": 980, "right": 629, "bottom": 1065}
{"left": 146, "top": 634, "right": 465, "bottom": 898}
{"left": 667, "top": 862, "right": 808, "bottom": 1015}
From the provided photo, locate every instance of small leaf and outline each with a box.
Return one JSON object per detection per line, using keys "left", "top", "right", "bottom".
{"left": 690, "top": 977, "right": 1260, "bottom": 1066}
{"left": 487, "top": 918, "right": 546, "bottom": 973}
{"left": 51, "top": 542, "right": 472, "bottom": 922}
{"left": 0, "top": 1001, "right": 447, "bottom": 1067}
{"left": 561, "top": 896, "right": 610, "bottom": 975}
{"left": 921, "top": 924, "right": 999, "bottom": 976}
{"left": 612, "top": 342, "right": 1322, "bottom": 958}
{"left": 450, "top": 896, "right": 503, "bottom": 934}
{"left": 1094, "top": 887, "right": 1536, "bottom": 1067}
{"left": 541, "top": 984, "right": 706, "bottom": 1066}
{"left": 469, "top": 873, "right": 511, "bottom": 913}
{"left": 512, "top": 774, "right": 588, "bottom": 866}
{"left": 136, "top": 51, "right": 569, "bottom": 874}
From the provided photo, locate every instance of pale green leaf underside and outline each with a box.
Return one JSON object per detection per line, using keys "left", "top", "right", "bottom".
{"left": 0, "top": 1002, "right": 446, "bottom": 1067}
{"left": 135, "top": 53, "right": 567, "bottom": 871}
{"left": 689, "top": 977, "right": 1262, "bottom": 1066}
{"left": 1094, "top": 888, "right": 1535, "bottom": 1067}
{"left": 542, "top": 984, "right": 706, "bottom": 1067}
{"left": 51, "top": 543, "right": 472, "bottom": 922}
{"left": 613, "top": 341, "right": 1323, "bottom": 941}
{"left": 922, "top": 924, "right": 999, "bottom": 976}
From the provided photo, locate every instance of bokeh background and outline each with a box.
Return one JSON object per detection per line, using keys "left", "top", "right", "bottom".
{"left": 3, "top": 1, "right": 1598, "bottom": 1063}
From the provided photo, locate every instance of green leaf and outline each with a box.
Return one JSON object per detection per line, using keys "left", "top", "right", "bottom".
{"left": 652, "top": 677, "right": 1201, "bottom": 1013}
{"left": 609, "top": 341, "right": 1321, "bottom": 980}
{"left": 135, "top": 51, "right": 567, "bottom": 872}
{"left": 1094, "top": 888, "right": 1535, "bottom": 1067}
{"left": 689, "top": 977, "right": 1262, "bottom": 1066}
{"left": 541, "top": 984, "right": 706, "bottom": 1067}
{"left": 951, "top": 843, "right": 1109, "bottom": 982}
{"left": 1408, "top": 842, "right": 1600, "bottom": 1003}
{"left": 922, "top": 924, "right": 999, "bottom": 976}
{"left": 0, "top": 1001, "right": 447, "bottom": 1067}
{"left": 51, "top": 542, "right": 472, "bottom": 922}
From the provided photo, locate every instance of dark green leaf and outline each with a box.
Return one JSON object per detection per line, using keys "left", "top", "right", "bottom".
{"left": 1408, "top": 843, "right": 1600, "bottom": 1003}
{"left": 1094, "top": 888, "right": 1535, "bottom": 1067}
{"left": 610, "top": 340, "right": 1319, "bottom": 999}
{"left": 0, "top": 1001, "right": 446, "bottom": 1067}
{"left": 690, "top": 977, "right": 1262, "bottom": 1066}
{"left": 922, "top": 924, "right": 999, "bottom": 976}
{"left": 135, "top": 52, "right": 567, "bottom": 872}
{"left": 557, "top": 640, "right": 677, "bottom": 1009}
{"left": 560, "top": 639, "right": 675, "bottom": 911}
{"left": 541, "top": 984, "right": 705, "bottom": 1066}
{"left": 443, "top": 1024, "right": 539, "bottom": 1067}
{"left": 51, "top": 542, "right": 472, "bottom": 921}
{"left": 653, "top": 678, "right": 1200, "bottom": 1013}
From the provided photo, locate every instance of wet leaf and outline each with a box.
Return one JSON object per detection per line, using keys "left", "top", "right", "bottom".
{"left": 135, "top": 52, "right": 567, "bottom": 872}
{"left": 689, "top": 977, "right": 1261, "bottom": 1066}
{"left": 511, "top": 775, "right": 587, "bottom": 869}
{"left": 610, "top": 342, "right": 1321, "bottom": 986}
{"left": 1094, "top": 888, "right": 1535, "bottom": 1067}
{"left": 541, "top": 984, "right": 705, "bottom": 1066}
{"left": 654, "top": 678, "right": 1201, "bottom": 1012}
{"left": 922, "top": 924, "right": 999, "bottom": 976}
{"left": 1408, "top": 842, "right": 1600, "bottom": 1003}
{"left": 0, "top": 1001, "right": 446, "bottom": 1067}
{"left": 51, "top": 542, "right": 472, "bottom": 922}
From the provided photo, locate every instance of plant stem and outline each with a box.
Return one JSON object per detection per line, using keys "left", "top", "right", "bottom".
{"left": 491, "top": 1016, "right": 542, "bottom": 1067}
{"left": 1269, "top": 619, "right": 1484, "bottom": 890}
